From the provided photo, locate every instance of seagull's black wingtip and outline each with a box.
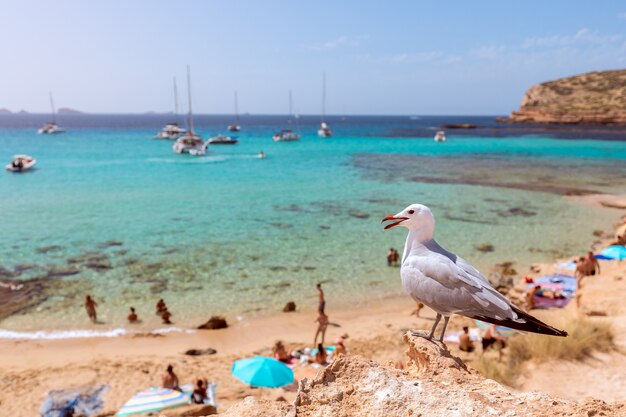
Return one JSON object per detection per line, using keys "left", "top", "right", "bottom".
{"left": 470, "top": 306, "right": 568, "bottom": 337}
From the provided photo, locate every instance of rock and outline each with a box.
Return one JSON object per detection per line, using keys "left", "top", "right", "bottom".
{"left": 184, "top": 348, "right": 217, "bottom": 356}
{"left": 98, "top": 240, "right": 123, "bottom": 248}
{"left": 197, "top": 316, "right": 228, "bottom": 330}
{"left": 439, "top": 123, "right": 478, "bottom": 129}
{"left": 220, "top": 397, "right": 293, "bottom": 417}
{"left": 47, "top": 267, "right": 80, "bottom": 277}
{"left": 504, "top": 69, "right": 626, "bottom": 125}
{"left": 348, "top": 211, "right": 370, "bottom": 219}
{"left": 230, "top": 332, "right": 625, "bottom": 417}
{"left": 488, "top": 262, "right": 517, "bottom": 293}
{"left": 84, "top": 262, "right": 113, "bottom": 271}
{"left": 475, "top": 243, "right": 495, "bottom": 253}
{"left": 158, "top": 403, "right": 218, "bottom": 416}
{"left": 0, "top": 278, "right": 49, "bottom": 320}
{"left": 36, "top": 245, "right": 63, "bottom": 254}
{"left": 283, "top": 301, "right": 297, "bottom": 312}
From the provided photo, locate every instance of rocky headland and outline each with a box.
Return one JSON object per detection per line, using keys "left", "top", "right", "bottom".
{"left": 504, "top": 69, "right": 626, "bottom": 125}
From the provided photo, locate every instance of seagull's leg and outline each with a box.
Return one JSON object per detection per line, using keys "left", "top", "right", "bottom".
{"left": 422, "top": 313, "right": 441, "bottom": 339}
{"left": 438, "top": 316, "right": 450, "bottom": 342}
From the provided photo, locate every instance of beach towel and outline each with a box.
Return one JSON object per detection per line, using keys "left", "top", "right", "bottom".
{"left": 41, "top": 385, "right": 109, "bottom": 417}
{"left": 555, "top": 260, "right": 576, "bottom": 271}
{"left": 528, "top": 274, "right": 576, "bottom": 309}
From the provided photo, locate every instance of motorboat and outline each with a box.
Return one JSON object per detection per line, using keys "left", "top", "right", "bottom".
{"left": 434, "top": 131, "right": 446, "bottom": 142}
{"left": 172, "top": 66, "right": 207, "bottom": 156}
{"left": 207, "top": 135, "right": 239, "bottom": 145}
{"left": 173, "top": 134, "right": 208, "bottom": 155}
{"left": 273, "top": 129, "right": 300, "bottom": 142}
{"left": 155, "top": 78, "right": 185, "bottom": 140}
{"left": 227, "top": 91, "right": 241, "bottom": 132}
{"left": 317, "top": 121, "right": 332, "bottom": 138}
{"left": 38, "top": 92, "right": 65, "bottom": 134}
{"left": 317, "top": 73, "right": 332, "bottom": 137}
{"left": 6, "top": 155, "right": 36, "bottom": 172}
{"left": 38, "top": 122, "right": 65, "bottom": 135}
{"left": 155, "top": 123, "right": 186, "bottom": 140}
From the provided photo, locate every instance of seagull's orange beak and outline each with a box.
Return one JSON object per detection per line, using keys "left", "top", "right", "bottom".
{"left": 381, "top": 215, "right": 408, "bottom": 230}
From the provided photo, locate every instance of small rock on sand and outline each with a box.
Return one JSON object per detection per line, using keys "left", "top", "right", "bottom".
{"left": 184, "top": 348, "right": 217, "bottom": 356}
{"left": 475, "top": 243, "right": 495, "bottom": 253}
{"left": 283, "top": 301, "right": 296, "bottom": 312}
{"left": 198, "top": 316, "right": 228, "bottom": 330}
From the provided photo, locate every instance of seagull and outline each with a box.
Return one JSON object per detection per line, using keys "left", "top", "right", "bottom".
{"left": 382, "top": 203, "right": 567, "bottom": 341}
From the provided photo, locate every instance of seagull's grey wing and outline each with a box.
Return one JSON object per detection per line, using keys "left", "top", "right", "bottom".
{"left": 402, "top": 250, "right": 515, "bottom": 320}
{"left": 424, "top": 239, "right": 491, "bottom": 285}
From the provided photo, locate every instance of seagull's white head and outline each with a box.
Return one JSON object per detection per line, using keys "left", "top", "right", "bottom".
{"left": 381, "top": 203, "right": 435, "bottom": 236}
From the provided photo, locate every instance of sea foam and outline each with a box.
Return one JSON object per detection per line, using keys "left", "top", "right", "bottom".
{"left": 0, "top": 327, "right": 195, "bottom": 340}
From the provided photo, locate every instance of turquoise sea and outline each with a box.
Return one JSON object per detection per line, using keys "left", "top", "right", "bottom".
{"left": 1, "top": 114, "right": 625, "bottom": 334}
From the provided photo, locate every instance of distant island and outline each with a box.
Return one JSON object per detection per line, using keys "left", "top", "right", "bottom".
{"left": 503, "top": 69, "right": 626, "bottom": 125}
{"left": 58, "top": 107, "right": 83, "bottom": 114}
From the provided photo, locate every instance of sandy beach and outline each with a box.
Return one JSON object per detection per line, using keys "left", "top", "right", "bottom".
{"left": 1, "top": 195, "right": 625, "bottom": 416}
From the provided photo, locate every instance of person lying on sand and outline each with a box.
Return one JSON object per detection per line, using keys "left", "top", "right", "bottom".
{"left": 192, "top": 377, "right": 209, "bottom": 404}
{"left": 459, "top": 326, "right": 475, "bottom": 353}
{"left": 313, "top": 312, "right": 329, "bottom": 347}
{"left": 127, "top": 307, "right": 139, "bottom": 324}
{"left": 85, "top": 294, "right": 98, "bottom": 323}
{"left": 162, "top": 364, "right": 181, "bottom": 391}
{"left": 160, "top": 308, "right": 172, "bottom": 324}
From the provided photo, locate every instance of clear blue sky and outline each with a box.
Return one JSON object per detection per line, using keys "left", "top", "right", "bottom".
{"left": 1, "top": 1, "right": 625, "bottom": 115}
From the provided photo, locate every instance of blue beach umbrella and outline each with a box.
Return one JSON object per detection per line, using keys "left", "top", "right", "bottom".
{"left": 595, "top": 245, "right": 626, "bottom": 261}
{"left": 232, "top": 356, "right": 294, "bottom": 388}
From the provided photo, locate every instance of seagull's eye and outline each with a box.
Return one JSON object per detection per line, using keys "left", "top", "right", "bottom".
{"left": 408, "top": 210, "right": 415, "bottom": 215}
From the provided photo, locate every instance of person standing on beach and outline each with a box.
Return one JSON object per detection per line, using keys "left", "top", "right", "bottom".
{"left": 161, "top": 308, "right": 173, "bottom": 324}
{"left": 459, "top": 326, "right": 475, "bottom": 352}
{"left": 316, "top": 283, "right": 325, "bottom": 314}
{"left": 392, "top": 249, "right": 400, "bottom": 266}
{"left": 585, "top": 251, "right": 601, "bottom": 276}
{"left": 387, "top": 248, "right": 394, "bottom": 267}
{"left": 156, "top": 298, "right": 167, "bottom": 315}
{"left": 313, "top": 311, "right": 329, "bottom": 347}
{"left": 85, "top": 295, "right": 98, "bottom": 323}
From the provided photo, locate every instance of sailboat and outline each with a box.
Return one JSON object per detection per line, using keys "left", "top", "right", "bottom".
{"left": 273, "top": 90, "right": 301, "bottom": 142}
{"left": 227, "top": 91, "right": 241, "bottom": 132}
{"left": 173, "top": 66, "right": 208, "bottom": 156}
{"left": 156, "top": 77, "right": 187, "bottom": 140}
{"left": 317, "top": 73, "right": 332, "bottom": 137}
{"left": 37, "top": 92, "right": 65, "bottom": 134}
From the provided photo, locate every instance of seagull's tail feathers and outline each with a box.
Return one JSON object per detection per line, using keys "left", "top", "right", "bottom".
{"left": 469, "top": 305, "right": 568, "bottom": 337}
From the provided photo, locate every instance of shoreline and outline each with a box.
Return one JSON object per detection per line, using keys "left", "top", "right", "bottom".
{"left": 0, "top": 199, "right": 624, "bottom": 416}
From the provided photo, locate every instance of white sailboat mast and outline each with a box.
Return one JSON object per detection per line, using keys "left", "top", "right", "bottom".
{"left": 186, "top": 65, "right": 194, "bottom": 134}
{"left": 49, "top": 91, "right": 56, "bottom": 124}
{"left": 321, "top": 72, "right": 326, "bottom": 123}
{"left": 173, "top": 77, "right": 179, "bottom": 125}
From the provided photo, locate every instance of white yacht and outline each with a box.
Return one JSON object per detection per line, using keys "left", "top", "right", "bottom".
{"left": 434, "top": 131, "right": 446, "bottom": 142}
{"left": 155, "top": 78, "right": 186, "bottom": 140}
{"left": 317, "top": 73, "right": 332, "bottom": 137}
{"left": 227, "top": 91, "right": 241, "bottom": 132}
{"left": 207, "top": 135, "right": 239, "bottom": 145}
{"left": 38, "top": 92, "right": 65, "bottom": 134}
{"left": 172, "top": 66, "right": 208, "bottom": 156}
{"left": 173, "top": 134, "right": 207, "bottom": 155}
{"left": 273, "top": 90, "right": 300, "bottom": 142}
{"left": 6, "top": 155, "right": 36, "bottom": 172}
{"left": 272, "top": 129, "right": 300, "bottom": 142}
